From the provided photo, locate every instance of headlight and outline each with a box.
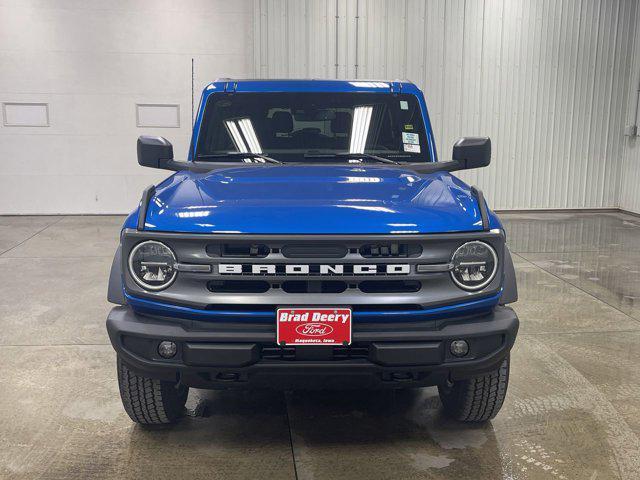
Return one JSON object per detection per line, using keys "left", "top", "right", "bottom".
{"left": 450, "top": 241, "right": 498, "bottom": 291}
{"left": 128, "top": 240, "right": 177, "bottom": 291}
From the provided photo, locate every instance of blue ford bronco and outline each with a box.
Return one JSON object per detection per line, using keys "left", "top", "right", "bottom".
{"left": 107, "top": 79, "right": 519, "bottom": 425}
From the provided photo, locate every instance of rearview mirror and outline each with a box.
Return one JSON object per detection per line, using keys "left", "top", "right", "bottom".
{"left": 452, "top": 137, "right": 491, "bottom": 170}
{"left": 137, "top": 136, "right": 175, "bottom": 170}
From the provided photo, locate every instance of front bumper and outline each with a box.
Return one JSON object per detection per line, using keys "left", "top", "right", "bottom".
{"left": 106, "top": 306, "right": 519, "bottom": 389}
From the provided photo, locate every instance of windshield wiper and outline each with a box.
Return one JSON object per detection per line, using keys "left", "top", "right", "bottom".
{"left": 196, "top": 152, "right": 283, "bottom": 164}
{"left": 304, "top": 152, "right": 399, "bottom": 165}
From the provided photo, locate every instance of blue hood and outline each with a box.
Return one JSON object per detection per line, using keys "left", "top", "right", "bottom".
{"left": 138, "top": 165, "right": 490, "bottom": 234}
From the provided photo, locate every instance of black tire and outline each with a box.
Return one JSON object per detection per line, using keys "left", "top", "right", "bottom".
{"left": 117, "top": 357, "right": 188, "bottom": 425}
{"left": 438, "top": 356, "right": 510, "bottom": 422}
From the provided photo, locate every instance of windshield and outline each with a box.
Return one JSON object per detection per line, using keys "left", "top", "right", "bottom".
{"left": 195, "top": 92, "right": 429, "bottom": 163}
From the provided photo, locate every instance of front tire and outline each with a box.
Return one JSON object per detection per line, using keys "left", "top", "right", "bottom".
{"left": 117, "top": 357, "right": 188, "bottom": 425}
{"left": 438, "top": 356, "right": 510, "bottom": 422}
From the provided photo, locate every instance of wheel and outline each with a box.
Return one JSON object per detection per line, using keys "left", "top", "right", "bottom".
{"left": 117, "top": 356, "right": 188, "bottom": 425}
{"left": 438, "top": 356, "right": 510, "bottom": 422}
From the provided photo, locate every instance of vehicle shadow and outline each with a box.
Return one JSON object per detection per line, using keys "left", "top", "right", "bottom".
{"left": 120, "top": 389, "right": 294, "bottom": 479}
{"left": 121, "top": 387, "right": 505, "bottom": 479}
{"left": 281, "top": 387, "right": 506, "bottom": 478}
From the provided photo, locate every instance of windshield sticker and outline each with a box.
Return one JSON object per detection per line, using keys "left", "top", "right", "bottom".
{"left": 402, "top": 132, "right": 419, "bottom": 145}
{"left": 403, "top": 143, "right": 420, "bottom": 153}
{"left": 404, "top": 124, "right": 414, "bottom": 130}
{"left": 400, "top": 100, "right": 409, "bottom": 110}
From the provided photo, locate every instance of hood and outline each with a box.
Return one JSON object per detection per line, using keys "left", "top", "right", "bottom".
{"left": 139, "top": 165, "right": 489, "bottom": 234}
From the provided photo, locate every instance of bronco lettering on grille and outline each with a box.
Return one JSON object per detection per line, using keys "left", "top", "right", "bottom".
{"left": 218, "top": 264, "right": 411, "bottom": 275}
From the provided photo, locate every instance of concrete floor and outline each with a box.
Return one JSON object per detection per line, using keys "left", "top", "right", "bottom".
{"left": 1, "top": 212, "right": 640, "bottom": 479}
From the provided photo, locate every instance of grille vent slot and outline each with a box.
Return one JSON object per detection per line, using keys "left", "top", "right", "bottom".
{"left": 359, "top": 243, "right": 422, "bottom": 258}
{"left": 261, "top": 346, "right": 296, "bottom": 360}
{"left": 359, "top": 280, "right": 421, "bottom": 294}
{"left": 281, "top": 244, "right": 347, "bottom": 258}
{"left": 206, "top": 243, "right": 270, "bottom": 258}
{"left": 208, "top": 280, "right": 270, "bottom": 294}
{"left": 333, "top": 345, "right": 369, "bottom": 359}
{"left": 281, "top": 281, "right": 347, "bottom": 294}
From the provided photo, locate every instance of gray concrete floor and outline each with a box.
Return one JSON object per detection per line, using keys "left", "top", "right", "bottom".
{"left": 1, "top": 212, "right": 640, "bottom": 479}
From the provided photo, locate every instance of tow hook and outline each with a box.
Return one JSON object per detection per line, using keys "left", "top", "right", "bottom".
{"left": 390, "top": 371, "right": 417, "bottom": 382}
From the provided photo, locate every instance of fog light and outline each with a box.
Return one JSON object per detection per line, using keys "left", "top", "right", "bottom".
{"left": 158, "top": 341, "right": 177, "bottom": 358}
{"left": 450, "top": 339, "right": 469, "bottom": 357}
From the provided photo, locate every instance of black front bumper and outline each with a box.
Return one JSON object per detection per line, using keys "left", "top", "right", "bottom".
{"left": 106, "top": 306, "right": 519, "bottom": 389}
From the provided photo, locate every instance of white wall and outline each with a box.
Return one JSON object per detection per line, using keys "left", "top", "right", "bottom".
{"left": 2, "top": 0, "right": 639, "bottom": 214}
{"left": 621, "top": 1, "right": 640, "bottom": 214}
{"left": 254, "top": 0, "right": 640, "bottom": 211}
{"left": 0, "top": 0, "right": 254, "bottom": 214}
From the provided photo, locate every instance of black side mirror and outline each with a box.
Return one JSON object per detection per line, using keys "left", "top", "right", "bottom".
{"left": 137, "top": 136, "right": 175, "bottom": 170}
{"left": 452, "top": 137, "right": 491, "bottom": 170}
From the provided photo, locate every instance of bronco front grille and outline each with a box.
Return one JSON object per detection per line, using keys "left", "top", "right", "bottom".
{"left": 121, "top": 230, "right": 506, "bottom": 313}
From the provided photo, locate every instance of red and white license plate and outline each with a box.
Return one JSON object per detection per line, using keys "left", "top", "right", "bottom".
{"left": 277, "top": 307, "right": 352, "bottom": 346}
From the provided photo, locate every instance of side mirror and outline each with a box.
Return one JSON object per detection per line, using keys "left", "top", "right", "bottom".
{"left": 137, "top": 136, "right": 174, "bottom": 170}
{"left": 452, "top": 137, "right": 491, "bottom": 170}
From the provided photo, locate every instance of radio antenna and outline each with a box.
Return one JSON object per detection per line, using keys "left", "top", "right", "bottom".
{"left": 191, "top": 58, "right": 195, "bottom": 127}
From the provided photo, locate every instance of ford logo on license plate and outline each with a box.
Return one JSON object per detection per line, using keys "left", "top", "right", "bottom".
{"left": 277, "top": 308, "right": 352, "bottom": 346}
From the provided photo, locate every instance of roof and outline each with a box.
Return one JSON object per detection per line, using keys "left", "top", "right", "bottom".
{"left": 202, "top": 78, "right": 421, "bottom": 94}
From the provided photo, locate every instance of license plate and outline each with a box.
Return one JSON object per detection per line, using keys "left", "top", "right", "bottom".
{"left": 276, "top": 307, "right": 352, "bottom": 346}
